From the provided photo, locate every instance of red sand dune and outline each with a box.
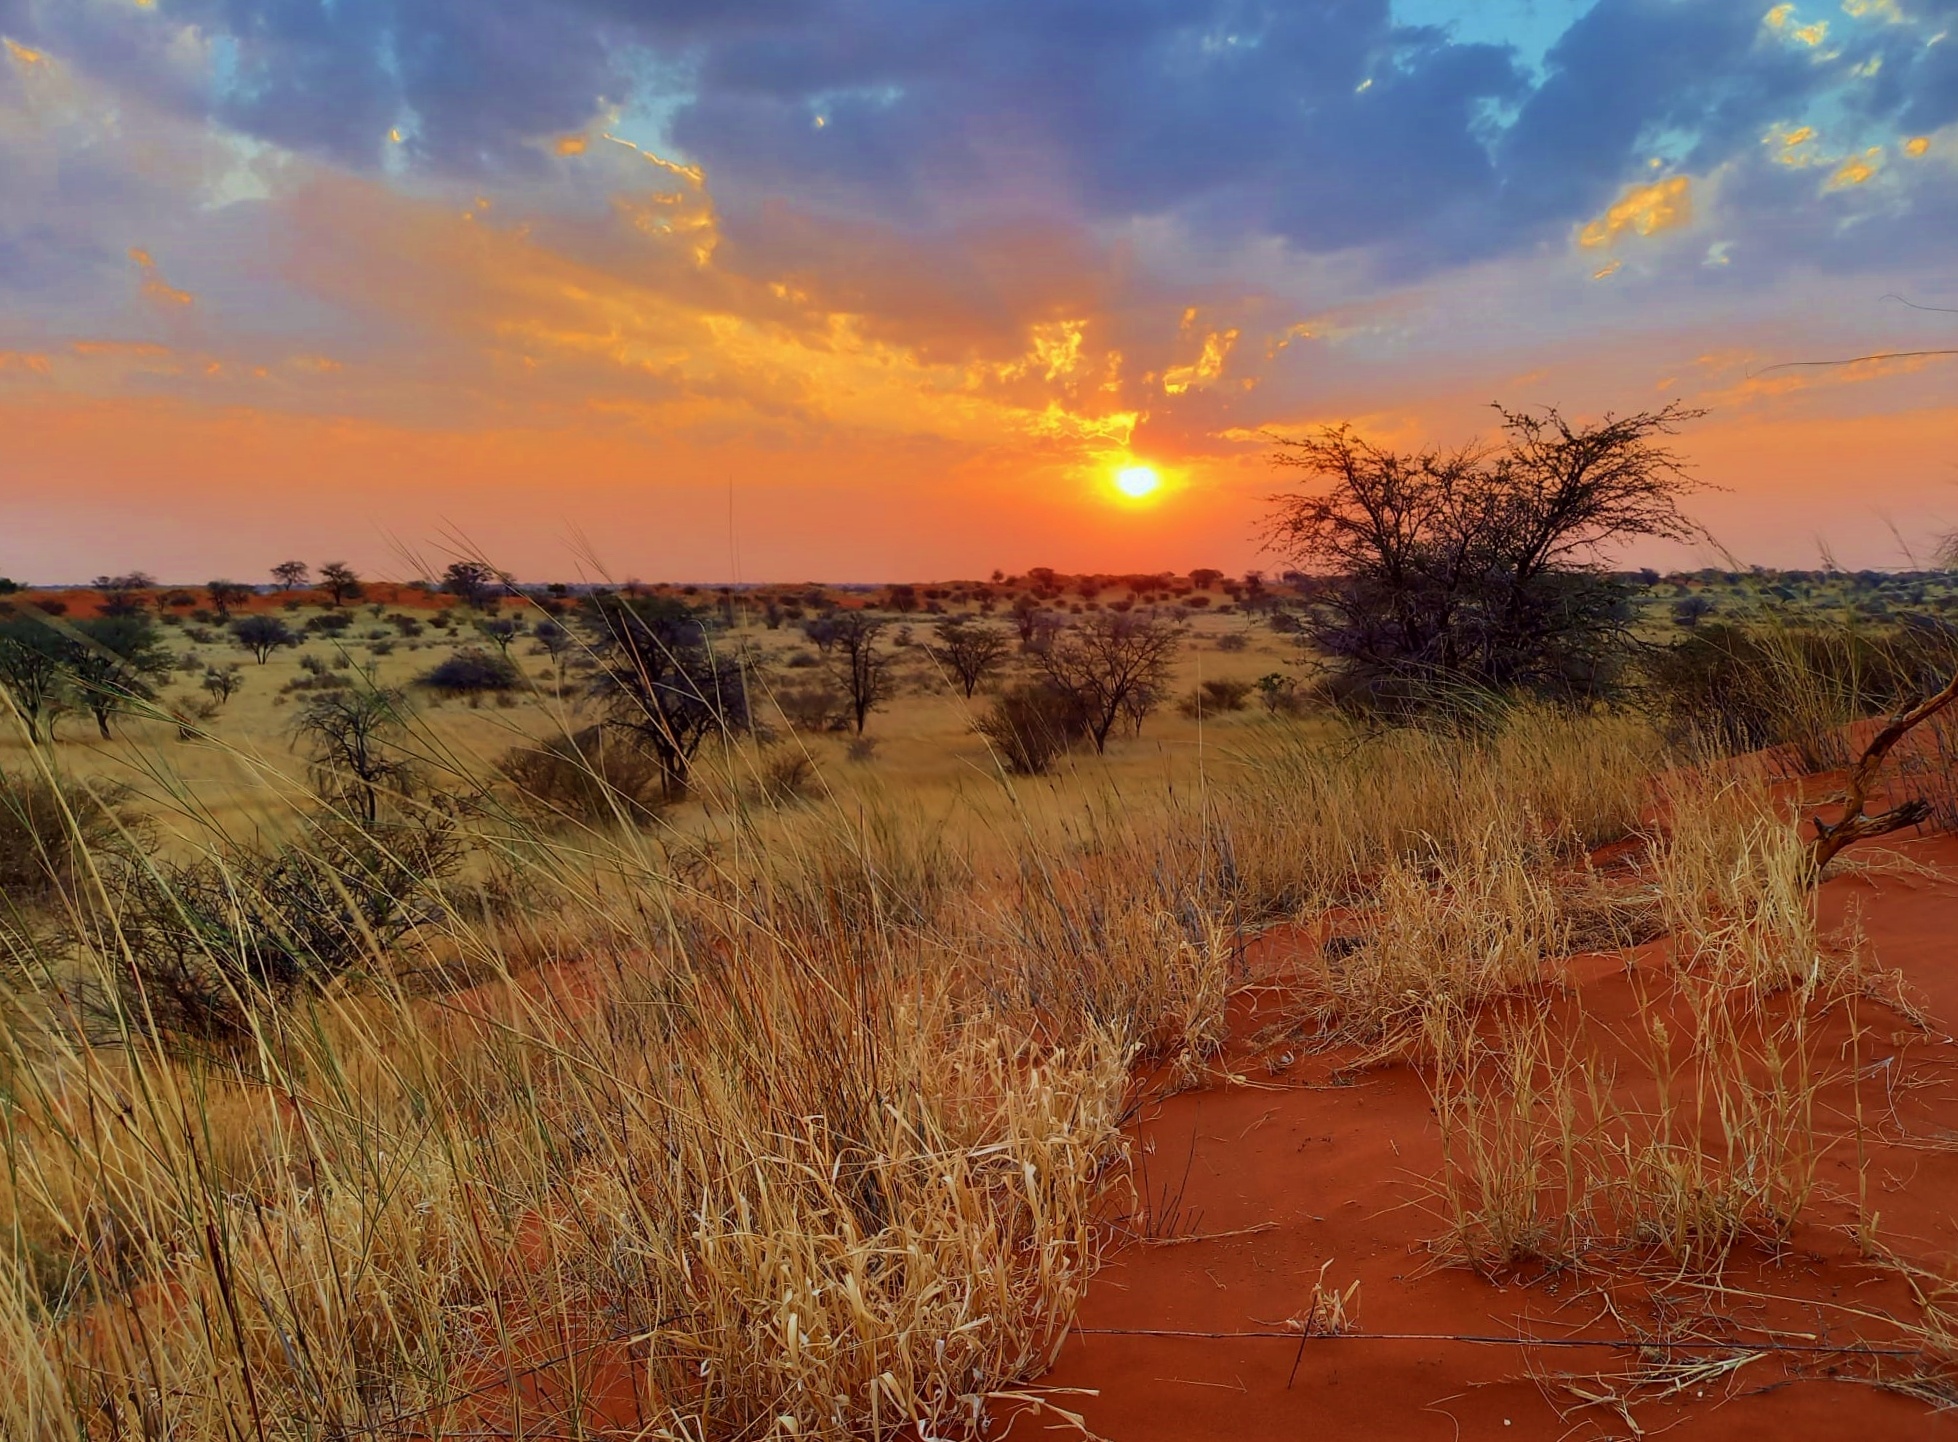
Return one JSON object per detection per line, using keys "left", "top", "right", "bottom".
{"left": 1024, "top": 836, "right": 1958, "bottom": 1440}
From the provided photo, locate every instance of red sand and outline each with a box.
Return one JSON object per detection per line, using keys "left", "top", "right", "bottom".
{"left": 1023, "top": 837, "right": 1958, "bottom": 1440}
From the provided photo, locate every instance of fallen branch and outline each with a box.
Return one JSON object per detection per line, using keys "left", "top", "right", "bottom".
{"left": 1807, "top": 669, "right": 1958, "bottom": 882}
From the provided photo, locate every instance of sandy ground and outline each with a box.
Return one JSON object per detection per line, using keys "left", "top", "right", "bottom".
{"left": 1027, "top": 836, "right": 1958, "bottom": 1440}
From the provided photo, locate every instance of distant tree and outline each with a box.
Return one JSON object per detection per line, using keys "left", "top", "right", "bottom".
{"left": 271, "top": 560, "right": 312, "bottom": 592}
{"left": 1189, "top": 568, "right": 1225, "bottom": 590}
{"left": 203, "top": 665, "right": 243, "bottom": 707}
{"left": 64, "top": 616, "right": 174, "bottom": 738}
{"left": 95, "top": 573, "right": 156, "bottom": 617}
{"left": 205, "top": 580, "right": 253, "bottom": 621}
{"left": 928, "top": 617, "right": 1010, "bottom": 698}
{"left": 584, "top": 594, "right": 748, "bottom": 795}
{"left": 0, "top": 618, "right": 69, "bottom": 742}
{"left": 802, "top": 614, "right": 846, "bottom": 654}
{"left": 441, "top": 560, "right": 501, "bottom": 610}
{"left": 1672, "top": 595, "right": 1716, "bottom": 628}
{"left": 826, "top": 611, "right": 891, "bottom": 734}
{"left": 476, "top": 616, "right": 523, "bottom": 656}
{"left": 1033, "top": 611, "right": 1184, "bottom": 752}
{"left": 1010, "top": 593, "right": 1042, "bottom": 647}
{"left": 318, "top": 562, "right": 363, "bottom": 608}
{"left": 1265, "top": 403, "right": 1703, "bottom": 709}
{"left": 293, "top": 687, "right": 415, "bottom": 827}
{"left": 0, "top": 577, "right": 19, "bottom": 595}
{"left": 233, "top": 614, "right": 298, "bottom": 663}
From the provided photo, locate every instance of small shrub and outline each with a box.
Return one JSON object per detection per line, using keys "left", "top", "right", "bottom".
{"left": 753, "top": 746, "right": 819, "bottom": 805}
{"left": 500, "top": 727, "right": 668, "bottom": 826}
{"left": 1256, "top": 672, "right": 1307, "bottom": 716}
{"left": 421, "top": 647, "right": 520, "bottom": 695}
{"left": 88, "top": 819, "right": 458, "bottom": 1052}
{"left": 1178, "top": 677, "right": 1254, "bottom": 719}
{"left": 774, "top": 680, "right": 849, "bottom": 732}
{"left": 976, "top": 682, "right": 1088, "bottom": 775}
{"left": 0, "top": 770, "right": 140, "bottom": 905}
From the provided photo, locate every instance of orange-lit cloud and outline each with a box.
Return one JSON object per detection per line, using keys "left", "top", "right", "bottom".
{"left": 1578, "top": 176, "right": 1693, "bottom": 248}
{"left": 1162, "top": 315, "right": 1240, "bottom": 395}
{"left": 1763, "top": 4, "right": 1830, "bottom": 47}
{"left": 129, "top": 247, "right": 194, "bottom": 307}
{"left": 1828, "top": 147, "right": 1881, "bottom": 188}
{"left": 1903, "top": 136, "right": 1930, "bottom": 158}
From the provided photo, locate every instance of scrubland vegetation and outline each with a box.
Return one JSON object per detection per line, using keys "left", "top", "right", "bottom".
{"left": 7, "top": 416, "right": 1958, "bottom": 1436}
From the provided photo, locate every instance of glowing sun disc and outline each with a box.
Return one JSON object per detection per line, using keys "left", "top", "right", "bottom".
{"left": 1114, "top": 464, "right": 1161, "bottom": 498}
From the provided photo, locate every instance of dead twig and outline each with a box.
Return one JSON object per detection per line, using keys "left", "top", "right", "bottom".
{"left": 1808, "top": 670, "right": 1958, "bottom": 882}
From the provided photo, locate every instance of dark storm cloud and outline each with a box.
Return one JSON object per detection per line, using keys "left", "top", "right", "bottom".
{"left": 5, "top": 0, "right": 1955, "bottom": 267}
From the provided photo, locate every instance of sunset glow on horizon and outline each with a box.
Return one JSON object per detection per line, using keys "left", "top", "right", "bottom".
{"left": 2, "top": 1, "right": 1955, "bottom": 582}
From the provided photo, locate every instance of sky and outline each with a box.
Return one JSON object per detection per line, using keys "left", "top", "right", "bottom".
{"left": 1, "top": 0, "right": 1955, "bottom": 584}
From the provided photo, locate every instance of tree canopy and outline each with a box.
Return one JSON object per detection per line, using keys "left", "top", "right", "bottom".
{"left": 1265, "top": 402, "right": 1704, "bottom": 710}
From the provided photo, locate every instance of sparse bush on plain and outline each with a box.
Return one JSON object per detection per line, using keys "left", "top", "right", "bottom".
{"left": 1178, "top": 676, "right": 1254, "bottom": 719}
{"left": 0, "top": 768, "right": 139, "bottom": 905}
{"left": 84, "top": 817, "right": 458, "bottom": 1052}
{"left": 500, "top": 725, "right": 670, "bottom": 826}
{"left": 977, "top": 681, "right": 1088, "bottom": 774}
{"left": 420, "top": 645, "right": 521, "bottom": 695}
{"left": 231, "top": 613, "right": 297, "bottom": 662}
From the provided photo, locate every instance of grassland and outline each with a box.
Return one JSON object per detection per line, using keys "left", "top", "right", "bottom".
{"left": 5, "top": 571, "right": 1958, "bottom": 1440}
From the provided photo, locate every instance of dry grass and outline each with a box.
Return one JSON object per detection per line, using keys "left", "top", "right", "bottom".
{"left": 1, "top": 677, "right": 1948, "bottom": 1439}
{"left": 1428, "top": 782, "right": 1885, "bottom": 1278}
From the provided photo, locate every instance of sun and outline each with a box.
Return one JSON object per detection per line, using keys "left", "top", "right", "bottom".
{"left": 1113, "top": 464, "right": 1161, "bottom": 499}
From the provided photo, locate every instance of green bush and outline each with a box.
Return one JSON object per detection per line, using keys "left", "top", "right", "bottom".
{"left": 0, "top": 769, "right": 140, "bottom": 904}
{"left": 421, "top": 646, "right": 521, "bottom": 695}
{"left": 87, "top": 818, "right": 458, "bottom": 1052}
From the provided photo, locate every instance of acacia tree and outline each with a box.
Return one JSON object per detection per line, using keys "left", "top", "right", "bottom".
{"left": 442, "top": 560, "right": 502, "bottom": 610}
{"left": 584, "top": 594, "right": 748, "bottom": 795}
{"left": 233, "top": 614, "right": 298, "bottom": 663}
{"left": 95, "top": 574, "right": 156, "bottom": 617}
{"left": 1034, "top": 611, "right": 1184, "bottom": 752}
{"left": 318, "top": 562, "right": 363, "bottom": 608}
{"left": 0, "top": 618, "right": 68, "bottom": 743}
{"left": 271, "top": 560, "right": 311, "bottom": 591}
{"left": 205, "top": 580, "right": 253, "bottom": 621}
{"left": 294, "top": 687, "right": 415, "bottom": 827}
{"left": 1265, "top": 402, "right": 1704, "bottom": 708}
{"left": 476, "top": 617, "right": 523, "bottom": 656}
{"left": 64, "top": 616, "right": 174, "bottom": 739}
{"left": 828, "top": 611, "right": 890, "bottom": 734}
{"left": 928, "top": 616, "right": 1009, "bottom": 698}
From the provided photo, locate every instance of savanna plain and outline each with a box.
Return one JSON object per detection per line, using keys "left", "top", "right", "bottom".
{"left": 11, "top": 484, "right": 1958, "bottom": 1439}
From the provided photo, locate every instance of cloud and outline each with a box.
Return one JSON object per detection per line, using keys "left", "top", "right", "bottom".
{"left": 1578, "top": 175, "right": 1694, "bottom": 248}
{"left": 4, "top": 0, "right": 1958, "bottom": 580}
{"left": 129, "top": 246, "right": 194, "bottom": 306}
